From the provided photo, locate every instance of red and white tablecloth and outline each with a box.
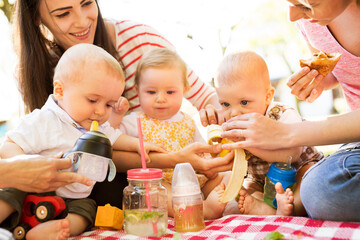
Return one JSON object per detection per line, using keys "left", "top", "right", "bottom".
{"left": 70, "top": 215, "right": 360, "bottom": 240}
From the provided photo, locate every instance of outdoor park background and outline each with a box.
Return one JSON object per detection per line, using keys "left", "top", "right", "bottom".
{"left": 0, "top": 0, "right": 346, "bottom": 153}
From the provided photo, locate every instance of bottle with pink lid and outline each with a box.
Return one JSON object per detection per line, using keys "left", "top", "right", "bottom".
{"left": 122, "top": 168, "right": 168, "bottom": 237}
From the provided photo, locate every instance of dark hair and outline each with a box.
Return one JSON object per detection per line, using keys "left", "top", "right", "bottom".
{"left": 12, "top": 0, "right": 118, "bottom": 112}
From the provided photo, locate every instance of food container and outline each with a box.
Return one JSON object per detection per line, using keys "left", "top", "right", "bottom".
{"left": 123, "top": 168, "right": 168, "bottom": 237}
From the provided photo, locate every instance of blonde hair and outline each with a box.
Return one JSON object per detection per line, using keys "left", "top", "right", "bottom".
{"left": 54, "top": 43, "right": 124, "bottom": 84}
{"left": 135, "top": 48, "right": 189, "bottom": 88}
{"left": 215, "top": 51, "right": 270, "bottom": 88}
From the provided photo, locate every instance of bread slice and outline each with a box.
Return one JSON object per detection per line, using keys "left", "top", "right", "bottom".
{"left": 299, "top": 51, "right": 341, "bottom": 77}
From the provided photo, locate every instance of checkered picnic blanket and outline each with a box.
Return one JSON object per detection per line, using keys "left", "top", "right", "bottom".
{"left": 69, "top": 215, "right": 360, "bottom": 240}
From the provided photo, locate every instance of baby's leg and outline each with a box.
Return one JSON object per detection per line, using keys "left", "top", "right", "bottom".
{"left": 203, "top": 183, "right": 226, "bottom": 220}
{"left": 203, "top": 171, "right": 231, "bottom": 219}
{"left": 237, "top": 179, "right": 276, "bottom": 215}
{"left": 27, "top": 212, "right": 89, "bottom": 239}
{"left": 237, "top": 189, "right": 276, "bottom": 215}
{"left": 0, "top": 200, "right": 16, "bottom": 223}
{"left": 26, "top": 218, "right": 70, "bottom": 240}
{"left": 275, "top": 183, "right": 294, "bottom": 216}
{"left": 201, "top": 171, "right": 228, "bottom": 199}
{"left": 161, "top": 181, "right": 174, "bottom": 217}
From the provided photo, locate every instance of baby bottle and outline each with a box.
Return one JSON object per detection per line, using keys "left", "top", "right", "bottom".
{"left": 122, "top": 168, "right": 168, "bottom": 237}
{"left": 263, "top": 162, "right": 297, "bottom": 208}
{"left": 172, "top": 163, "right": 205, "bottom": 232}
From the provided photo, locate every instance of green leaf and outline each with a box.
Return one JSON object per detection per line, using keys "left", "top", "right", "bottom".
{"left": 264, "top": 231, "right": 284, "bottom": 240}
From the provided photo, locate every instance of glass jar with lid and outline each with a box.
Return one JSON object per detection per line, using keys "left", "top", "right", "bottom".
{"left": 123, "top": 168, "right": 168, "bottom": 237}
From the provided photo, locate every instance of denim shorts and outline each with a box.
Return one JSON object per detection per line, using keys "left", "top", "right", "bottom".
{"left": 300, "top": 142, "right": 360, "bottom": 222}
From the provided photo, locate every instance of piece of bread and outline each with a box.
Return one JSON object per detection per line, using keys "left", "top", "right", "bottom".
{"left": 299, "top": 51, "right": 341, "bottom": 77}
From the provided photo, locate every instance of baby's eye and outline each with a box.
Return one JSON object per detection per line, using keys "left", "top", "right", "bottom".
{"left": 221, "top": 102, "right": 230, "bottom": 108}
{"left": 147, "top": 91, "right": 156, "bottom": 94}
{"left": 167, "top": 91, "right": 175, "bottom": 94}
{"left": 106, "top": 104, "right": 113, "bottom": 108}
{"left": 88, "top": 99, "right": 96, "bottom": 103}
{"left": 240, "top": 100, "right": 248, "bottom": 106}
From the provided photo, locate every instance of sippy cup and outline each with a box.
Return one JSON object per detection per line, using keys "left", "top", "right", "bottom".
{"left": 64, "top": 121, "right": 116, "bottom": 182}
{"left": 56, "top": 121, "right": 116, "bottom": 198}
{"left": 123, "top": 168, "right": 168, "bottom": 237}
{"left": 263, "top": 162, "right": 297, "bottom": 208}
{"left": 172, "top": 163, "right": 205, "bottom": 232}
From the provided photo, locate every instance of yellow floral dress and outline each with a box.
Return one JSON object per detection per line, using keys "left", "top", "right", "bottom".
{"left": 139, "top": 112, "right": 208, "bottom": 187}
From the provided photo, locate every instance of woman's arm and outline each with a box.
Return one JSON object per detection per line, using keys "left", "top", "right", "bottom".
{"left": 245, "top": 146, "right": 303, "bottom": 164}
{"left": 221, "top": 110, "right": 360, "bottom": 150}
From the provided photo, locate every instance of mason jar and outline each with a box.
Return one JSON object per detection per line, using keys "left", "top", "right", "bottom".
{"left": 123, "top": 168, "right": 168, "bottom": 237}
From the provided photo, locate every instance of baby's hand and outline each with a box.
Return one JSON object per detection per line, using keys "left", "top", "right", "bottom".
{"left": 140, "top": 142, "right": 167, "bottom": 163}
{"left": 199, "top": 104, "right": 225, "bottom": 127}
{"left": 109, "top": 97, "right": 129, "bottom": 128}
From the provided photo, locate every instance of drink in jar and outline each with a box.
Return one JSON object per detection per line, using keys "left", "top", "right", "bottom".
{"left": 124, "top": 209, "right": 168, "bottom": 237}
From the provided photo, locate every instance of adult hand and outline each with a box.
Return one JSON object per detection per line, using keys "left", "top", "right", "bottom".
{"left": 221, "top": 113, "right": 292, "bottom": 150}
{"left": 2, "top": 155, "right": 92, "bottom": 193}
{"left": 175, "top": 142, "right": 234, "bottom": 179}
{"left": 287, "top": 67, "right": 325, "bottom": 103}
{"left": 199, "top": 104, "right": 225, "bottom": 127}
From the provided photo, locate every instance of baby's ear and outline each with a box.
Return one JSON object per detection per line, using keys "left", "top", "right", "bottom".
{"left": 53, "top": 80, "right": 64, "bottom": 100}
{"left": 266, "top": 86, "right": 275, "bottom": 104}
{"left": 183, "top": 85, "right": 190, "bottom": 94}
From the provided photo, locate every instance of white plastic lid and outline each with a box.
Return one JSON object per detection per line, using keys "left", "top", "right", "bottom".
{"left": 171, "top": 163, "right": 201, "bottom": 197}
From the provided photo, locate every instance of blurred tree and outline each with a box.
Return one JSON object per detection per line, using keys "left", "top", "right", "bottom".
{"left": 0, "top": 0, "right": 14, "bottom": 22}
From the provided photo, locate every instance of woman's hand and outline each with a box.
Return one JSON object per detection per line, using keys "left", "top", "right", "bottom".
{"left": 175, "top": 142, "right": 234, "bottom": 179}
{"left": 287, "top": 67, "right": 325, "bottom": 103}
{"left": 199, "top": 104, "right": 225, "bottom": 127}
{"left": 221, "top": 113, "right": 292, "bottom": 150}
{"left": 2, "top": 155, "right": 92, "bottom": 193}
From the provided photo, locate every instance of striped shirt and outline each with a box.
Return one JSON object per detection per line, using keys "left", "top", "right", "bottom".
{"left": 112, "top": 19, "right": 216, "bottom": 111}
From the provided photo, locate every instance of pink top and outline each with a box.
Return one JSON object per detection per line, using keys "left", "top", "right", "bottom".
{"left": 296, "top": 19, "right": 360, "bottom": 111}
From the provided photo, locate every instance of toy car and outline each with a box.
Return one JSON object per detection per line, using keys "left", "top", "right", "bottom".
{"left": 13, "top": 195, "right": 67, "bottom": 240}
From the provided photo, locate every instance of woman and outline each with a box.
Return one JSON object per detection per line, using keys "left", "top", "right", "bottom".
{"left": 12, "top": 0, "right": 233, "bottom": 208}
{"left": 218, "top": 0, "right": 360, "bottom": 222}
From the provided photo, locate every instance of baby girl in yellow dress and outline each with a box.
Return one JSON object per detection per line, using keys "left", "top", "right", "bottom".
{"left": 118, "top": 48, "right": 227, "bottom": 217}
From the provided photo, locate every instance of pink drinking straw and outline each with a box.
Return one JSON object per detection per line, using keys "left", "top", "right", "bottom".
{"left": 137, "top": 117, "right": 158, "bottom": 235}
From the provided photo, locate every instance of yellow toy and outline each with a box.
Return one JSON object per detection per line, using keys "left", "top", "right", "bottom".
{"left": 95, "top": 204, "right": 124, "bottom": 230}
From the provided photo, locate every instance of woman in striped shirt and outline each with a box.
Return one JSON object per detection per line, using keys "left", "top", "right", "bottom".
{"left": 12, "top": 0, "right": 233, "bottom": 208}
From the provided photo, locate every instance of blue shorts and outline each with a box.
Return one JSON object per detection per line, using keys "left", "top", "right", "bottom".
{"left": 300, "top": 142, "right": 360, "bottom": 222}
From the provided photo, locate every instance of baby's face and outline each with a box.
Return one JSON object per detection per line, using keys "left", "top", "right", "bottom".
{"left": 216, "top": 74, "right": 272, "bottom": 121}
{"left": 137, "top": 67, "right": 186, "bottom": 120}
{"left": 59, "top": 63, "right": 124, "bottom": 130}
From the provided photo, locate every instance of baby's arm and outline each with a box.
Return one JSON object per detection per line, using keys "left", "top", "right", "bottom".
{"left": 108, "top": 97, "right": 129, "bottom": 129}
{"left": 0, "top": 138, "right": 25, "bottom": 158}
{"left": 112, "top": 134, "right": 166, "bottom": 162}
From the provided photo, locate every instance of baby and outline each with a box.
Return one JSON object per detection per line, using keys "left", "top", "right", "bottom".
{"left": 203, "top": 51, "right": 324, "bottom": 218}
{"left": 118, "top": 48, "right": 229, "bottom": 218}
{"left": 0, "top": 44, "right": 164, "bottom": 239}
